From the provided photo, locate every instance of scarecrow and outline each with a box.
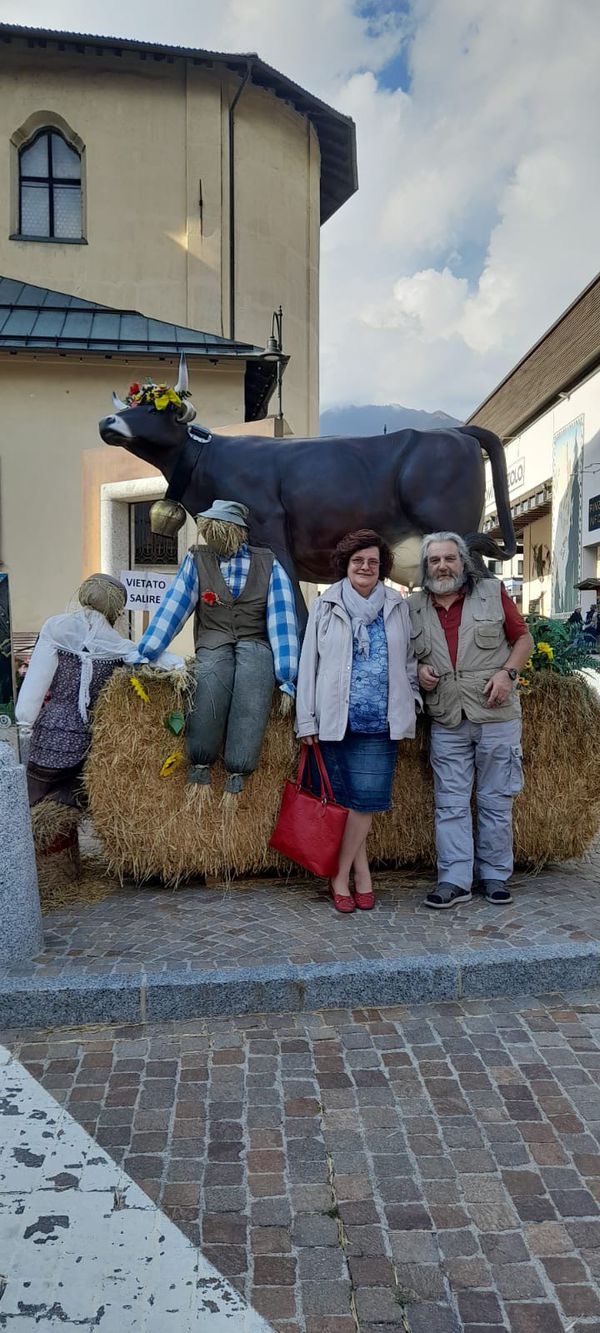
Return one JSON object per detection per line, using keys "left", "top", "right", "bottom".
{"left": 136, "top": 499, "right": 299, "bottom": 797}
{"left": 14, "top": 573, "right": 182, "bottom": 898}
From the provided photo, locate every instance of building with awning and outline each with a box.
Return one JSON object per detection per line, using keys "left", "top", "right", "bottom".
{"left": 469, "top": 272, "right": 600, "bottom": 617}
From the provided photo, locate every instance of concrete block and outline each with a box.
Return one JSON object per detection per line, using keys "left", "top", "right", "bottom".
{"left": 0, "top": 742, "right": 43, "bottom": 967}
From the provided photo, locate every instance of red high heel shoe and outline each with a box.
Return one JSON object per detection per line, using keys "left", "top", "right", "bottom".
{"left": 329, "top": 880, "right": 355, "bottom": 913}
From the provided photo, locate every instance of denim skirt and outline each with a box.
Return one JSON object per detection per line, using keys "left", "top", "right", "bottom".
{"left": 312, "top": 731, "right": 398, "bottom": 813}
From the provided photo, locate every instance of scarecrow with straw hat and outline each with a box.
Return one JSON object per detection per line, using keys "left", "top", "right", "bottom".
{"left": 135, "top": 499, "right": 299, "bottom": 798}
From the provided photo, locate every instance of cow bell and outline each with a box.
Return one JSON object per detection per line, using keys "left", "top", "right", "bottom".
{"left": 150, "top": 499, "right": 187, "bottom": 538}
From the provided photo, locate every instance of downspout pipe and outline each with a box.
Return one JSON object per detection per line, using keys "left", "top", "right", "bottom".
{"left": 229, "top": 58, "right": 254, "bottom": 340}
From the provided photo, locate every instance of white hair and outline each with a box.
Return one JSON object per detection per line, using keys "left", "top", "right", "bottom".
{"left": 419, "top": 532, "right": 478, "bottom": 588}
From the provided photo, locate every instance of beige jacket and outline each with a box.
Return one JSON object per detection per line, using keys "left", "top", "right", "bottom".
{"left": 295, "top": 582, "right": 422, "bottom": 742}
{"left": 408, "top": 579, "right": 521, "bottom": 728}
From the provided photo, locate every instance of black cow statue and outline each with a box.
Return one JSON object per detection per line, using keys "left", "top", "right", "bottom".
{"left": 99, "top": 356, "right": 516, "bottom": 625}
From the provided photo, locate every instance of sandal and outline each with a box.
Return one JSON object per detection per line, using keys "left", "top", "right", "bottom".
{"left": 474, "top": 880, "right": 513, "bottom": 904}
{"left": 425, "top": 882, "right": 472, "bottom": 910}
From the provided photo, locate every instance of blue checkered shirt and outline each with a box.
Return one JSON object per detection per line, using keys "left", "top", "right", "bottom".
{"left": 136, "top": 545, "right": 299, "bottom": 696}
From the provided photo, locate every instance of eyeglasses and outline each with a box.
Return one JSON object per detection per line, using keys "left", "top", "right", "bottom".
{"left": 349, "top": 558, "right": 380, "bottom": 570}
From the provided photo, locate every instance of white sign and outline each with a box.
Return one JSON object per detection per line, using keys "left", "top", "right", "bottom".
{"left": 485, "top": 455, "right": 526, "bottom": 509}
{"left": 120, "top": 570, "right": 176, "bottom": 610}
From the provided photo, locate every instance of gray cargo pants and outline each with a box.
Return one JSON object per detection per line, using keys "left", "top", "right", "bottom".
{"left": 430, "top": 718, "right": 523, "bottom": 890}
{"left": 187, "top": 641, "right": 275, "bottom": 784}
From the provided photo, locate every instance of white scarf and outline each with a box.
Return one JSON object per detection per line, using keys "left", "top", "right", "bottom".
{"left": 16, "top": 608, "right": 183, "bottom": 727}
{"left": 341, "top": 578, "right": 385, "bottom": 657}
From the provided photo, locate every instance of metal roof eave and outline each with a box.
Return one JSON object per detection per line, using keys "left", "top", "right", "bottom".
{"left": 0, "top": 22, "right": 358, "bottom": 223}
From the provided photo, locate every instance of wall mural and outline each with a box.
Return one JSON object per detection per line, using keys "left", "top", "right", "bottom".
{"left": 552, "top": 416, "right": 584, "bottom": 615}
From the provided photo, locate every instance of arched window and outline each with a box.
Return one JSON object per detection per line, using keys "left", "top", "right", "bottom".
{"left": 18, "top": 129, "right": 82, "bottom": 240}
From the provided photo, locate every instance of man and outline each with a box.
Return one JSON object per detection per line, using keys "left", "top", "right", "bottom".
{"left": 409, "top": 532, "right": 533, "bottom": 909}
{"left": 136, "top": 500, "right": 298, "bottom": 796}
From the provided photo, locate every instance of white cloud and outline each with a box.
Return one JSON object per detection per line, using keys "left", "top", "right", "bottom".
{"left": 2, "top": 0, "right": 599, "bottom": 418}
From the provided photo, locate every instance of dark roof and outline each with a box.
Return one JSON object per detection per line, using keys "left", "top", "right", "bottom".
{"left": 0, "top": 276, "right": 280, "bottom": 420}
{"left": 0, "top": 23, "right": 358, "bottom": 225}
{"left": 468, "top": 272, "right": 600, "bottom": 441}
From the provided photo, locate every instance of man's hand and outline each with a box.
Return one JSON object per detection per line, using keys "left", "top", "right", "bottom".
{"left": 418, "top": 664, "right": 440, "bottom": 692}
{"left": 484, "top": 670, "right": 513, "bottom": 707}
{"left": 300, "top": 735, "right": 317, "bottom": 746}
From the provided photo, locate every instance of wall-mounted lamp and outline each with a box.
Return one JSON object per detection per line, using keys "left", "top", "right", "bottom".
{"left": 263, "top": 306, "right": 285, "bottom": 420}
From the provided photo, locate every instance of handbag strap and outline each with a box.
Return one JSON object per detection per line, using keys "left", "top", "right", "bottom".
{"left": 296, "top": 742, "right": 335, "bottom": 803}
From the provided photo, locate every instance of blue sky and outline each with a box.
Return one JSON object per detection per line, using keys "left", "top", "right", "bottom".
{"left": 1, "top": 0, "right": 599, "bottom": 419}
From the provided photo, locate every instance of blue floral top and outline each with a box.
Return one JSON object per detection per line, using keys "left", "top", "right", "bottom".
{"left": 347, "top": 611, "right": 389, "bottom": 734}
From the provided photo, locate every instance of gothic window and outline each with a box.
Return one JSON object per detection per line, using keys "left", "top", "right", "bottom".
{"left": 19, "top": 129, "right": 82, "bottom": 240}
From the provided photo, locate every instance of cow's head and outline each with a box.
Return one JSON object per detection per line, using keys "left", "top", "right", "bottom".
{"left": 98, "top": 355, "right": 197, "bottom": 469}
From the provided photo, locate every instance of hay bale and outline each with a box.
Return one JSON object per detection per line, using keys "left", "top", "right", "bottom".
{"left": 86, "top": 666, "right": 600, "bottom": 885}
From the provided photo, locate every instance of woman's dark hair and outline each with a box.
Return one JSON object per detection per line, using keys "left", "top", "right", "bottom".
{"left": 332, "top": 529, "right": 394, "bottom": 582}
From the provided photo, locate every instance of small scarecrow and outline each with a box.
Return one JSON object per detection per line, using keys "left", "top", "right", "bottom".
{"left": 14, "top": 573, "right": 182, "bottom": 896}
{"left": 136, "top": 499, "right": 299, "bottom": 796}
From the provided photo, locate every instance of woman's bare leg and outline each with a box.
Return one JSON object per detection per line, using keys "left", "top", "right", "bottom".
{"left": 352, "top": 836, "right": 372, "bottom": 893}
{"left": 331, "top": 811, "right": 373, "bottom": 898}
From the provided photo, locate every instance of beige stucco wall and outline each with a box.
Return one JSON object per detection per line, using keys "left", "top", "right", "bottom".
{"left": 0, "top": 44, "right": 321, "bottom": 435}
{"left": 0, "top": 355, "right": 245, "bottom": 633}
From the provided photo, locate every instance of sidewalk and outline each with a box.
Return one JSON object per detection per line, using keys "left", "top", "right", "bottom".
{"left": 3, "top": 988, "right": 600, "bottom": 1330}
{"left": 2, "top": 850, "right": 600, "bottom": 1027}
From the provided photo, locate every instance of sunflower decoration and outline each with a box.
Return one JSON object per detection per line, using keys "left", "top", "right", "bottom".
{"left": 519, "top": 617, "right": 600, "bottom": 686}
{"left": 160, "top": 751, "right": 184, "bottom": 778}
{"left": 130, "top": 675, "right": 150, "bottom": 704}
{"left": 125, "top": 379, "right": 189, "bottom": 413}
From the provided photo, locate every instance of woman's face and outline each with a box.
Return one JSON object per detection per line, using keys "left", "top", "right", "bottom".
{"left": 347, "top": 545, "right": 381, "bottom": 597}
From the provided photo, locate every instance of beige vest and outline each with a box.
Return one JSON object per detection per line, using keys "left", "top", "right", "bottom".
{"left": 408, "top": 579, "right": 521, "bottom": 726}
{"left": 193, "top": 546, "right": 273, "bottom": 650}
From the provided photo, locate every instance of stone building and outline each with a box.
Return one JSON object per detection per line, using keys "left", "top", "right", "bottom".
{"left": 0, "top": 23, "right": 356, "bottom": 642}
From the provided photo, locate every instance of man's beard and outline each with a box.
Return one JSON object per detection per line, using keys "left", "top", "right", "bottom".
{"left": 424, "top": 570, "right": 467, "bottom": 595}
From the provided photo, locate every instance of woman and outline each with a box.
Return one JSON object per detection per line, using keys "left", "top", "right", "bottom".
{"left": 15, "top": 573, "right": 180, "bottom": 810}
{"left": 295, "top": 530, "right": 422, "bottom": 912}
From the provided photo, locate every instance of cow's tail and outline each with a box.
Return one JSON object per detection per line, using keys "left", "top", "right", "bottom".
{"left": 461, "top": 424, "right": 517, "bottom": 562}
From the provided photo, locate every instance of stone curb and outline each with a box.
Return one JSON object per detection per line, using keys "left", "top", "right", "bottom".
{"left": 2, "top": 939, "right": 600, "bottom": 1029}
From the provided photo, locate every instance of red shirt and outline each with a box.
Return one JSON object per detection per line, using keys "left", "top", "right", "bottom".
{"left": 432, "top": 584, "right": 527, "bottom": 670}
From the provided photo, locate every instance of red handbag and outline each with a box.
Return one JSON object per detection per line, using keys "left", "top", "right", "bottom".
{"left": 269, "top": 742, "right": 348, "bottom": 878}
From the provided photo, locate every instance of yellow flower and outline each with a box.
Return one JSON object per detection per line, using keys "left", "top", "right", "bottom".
{"left": 153, "top": 393, "right": 170, "bottom": 411}
{"left": 130, "top": 675, "right": 150, "bottom": 703}
{"left": 536, "top": 642, "right": 554, "bottom": 659}
{"left": 160, "top": 751, "right": 183, "bottom": 778}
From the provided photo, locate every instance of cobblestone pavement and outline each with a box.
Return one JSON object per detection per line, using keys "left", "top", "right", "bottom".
{"left": 8, "top": 849, "right": 600, "bottom": 983}
{"left": 5, "top": 988, "right": 600, "bottom": 1331}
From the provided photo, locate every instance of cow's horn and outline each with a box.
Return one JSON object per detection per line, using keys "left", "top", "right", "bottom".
{"left": 112, "top": 391, "right": 127, "bottom": 412}
{"left": 176, "top": 399, "right": 197, "bottom": 424}
{"left": 175, "top": 353, "right": 189, "bottom": 395}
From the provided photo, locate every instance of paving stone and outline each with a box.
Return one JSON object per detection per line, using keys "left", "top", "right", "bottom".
{"left": 9, "top": 988, "right": 600, "bottom": 1333}
{"left": 301, "top": 1281, "right": 354, "bottom": 1315}
{"left": 491, "top": 1262, "right": 546, "bottom": 1298}
{"left": 394, "top": 1261, "right": 447, "bottom": 1299}
{"left": 405, "top": 1306, "right": 461, "bottom": 1333}
{"left": 504, "top": 1302, "right": 566, "bottom": 1332}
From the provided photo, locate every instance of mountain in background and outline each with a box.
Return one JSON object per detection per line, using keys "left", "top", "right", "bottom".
{"left": 320, "top": 404, "right": 461, "bottom": 436}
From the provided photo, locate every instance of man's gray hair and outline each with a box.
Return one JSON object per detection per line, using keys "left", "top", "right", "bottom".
{"left": 419, "top": 532, "right": 478, "bottom": 587}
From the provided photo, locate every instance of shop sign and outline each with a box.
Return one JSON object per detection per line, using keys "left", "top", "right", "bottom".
{"left": 120, "top": 570, "right": 176, "bottom": 609}
{"left": 485, "top": 456, "right": 526, "bottom": 508}
{"left": 589, "top": 494, "right": 600, "bottom": 532}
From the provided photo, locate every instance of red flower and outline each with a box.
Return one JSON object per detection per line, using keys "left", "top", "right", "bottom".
{"left": 129, "top": 382, "right": 140, "bottom": 395}
{"left": 201, "top": 590, "right": 220, "bottom": 606}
